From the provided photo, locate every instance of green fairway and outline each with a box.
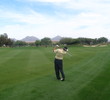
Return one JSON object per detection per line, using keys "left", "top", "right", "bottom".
{"left": 0, "top": 46, "right": 110, "bottom": 100}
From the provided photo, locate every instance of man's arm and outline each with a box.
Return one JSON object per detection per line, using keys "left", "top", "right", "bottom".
{"left": 53, "top": 45, "right": 59, "bottom": 52}
{"left": 53, "top": 47, "right": 56, "bottom": 52}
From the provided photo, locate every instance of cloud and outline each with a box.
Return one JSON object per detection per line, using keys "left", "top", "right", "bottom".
{"left": 24, "top": 0, "right": 70, "bottom": 3}
{"left": 0, "top": 0, "right": 110, "bottom": 39}
{"left": 0, "top": 9, "right": 53, "bottom": 25}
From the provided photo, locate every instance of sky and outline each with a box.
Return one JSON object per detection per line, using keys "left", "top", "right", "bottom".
{"left": 0, "top": 0, "right": 110, "bottom": 40}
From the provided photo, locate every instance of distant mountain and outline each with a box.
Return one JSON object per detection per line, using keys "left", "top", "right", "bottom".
{"left": 51, "top": 35, "right": 62, "bottom": 41}
{"left": 21, "top": 36, "right": 39, "bottom": 42}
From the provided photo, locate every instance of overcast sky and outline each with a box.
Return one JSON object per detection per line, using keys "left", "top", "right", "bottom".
{"left": 0, "top": 0, "right": 110, "bottom": 39}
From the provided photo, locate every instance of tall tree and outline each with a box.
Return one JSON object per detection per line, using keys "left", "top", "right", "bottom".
{"left": 0, "top": 33, "right": 14, "bottom": 47}
{"left": 35, "top": 40, "right": 41, "bottom": 46}
{"left": 59, "top": 38, "right": 73, "bottom": 45}
{"left": 98, "top": 37, "right": 108, "bottom": 43}
{"left": 41, "top": 37, "right": 52, "bottom": 46}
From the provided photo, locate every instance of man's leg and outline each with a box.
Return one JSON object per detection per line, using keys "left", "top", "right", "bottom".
{"left": 54, "top": 59, "right": 60, "bottom": 80}
{"left": 59, "top": 60, "right": 65, "bottom": 80}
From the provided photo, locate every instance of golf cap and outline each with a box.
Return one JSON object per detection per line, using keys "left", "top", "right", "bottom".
{"left": 63, "top": 47, "right": 68, "bottom": 51}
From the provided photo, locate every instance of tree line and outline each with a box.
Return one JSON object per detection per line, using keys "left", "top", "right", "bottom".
{"left": 0, "top": 33, "right": 52, "bottom": 47}
{"left": 59, "top": 37, "right": 108, "bottom": 45}
{"left": 0, "top": 33, "right": 109, "bottom": 47}
{"left": 34, "top": 37, "right": 109, "bottom": 46}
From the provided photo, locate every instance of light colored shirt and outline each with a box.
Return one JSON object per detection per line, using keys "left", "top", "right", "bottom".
{"left": 54, "top": 48, "right": 66, "bottom": 60}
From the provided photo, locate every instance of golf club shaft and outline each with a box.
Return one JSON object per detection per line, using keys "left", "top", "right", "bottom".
{"left": 67, "top": 52, "right": 72, "bottom": 56}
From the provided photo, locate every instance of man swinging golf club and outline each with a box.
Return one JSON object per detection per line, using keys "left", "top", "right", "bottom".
{"left": 53, "top": 45, "right": 68, "bottom": 81}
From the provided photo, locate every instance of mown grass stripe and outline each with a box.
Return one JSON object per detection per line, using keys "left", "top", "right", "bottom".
{"left": 0, "top": 48, "right": 32, "bottom": 91}
{"left": 0, "top": 49, "right": 22, "bottom": 65}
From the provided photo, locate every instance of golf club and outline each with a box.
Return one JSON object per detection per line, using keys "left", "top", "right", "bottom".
{"left": 67, "top": 52, "right": 73, "bottom": 56}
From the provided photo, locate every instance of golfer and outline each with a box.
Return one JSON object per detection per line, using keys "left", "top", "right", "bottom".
{"left": 53, "top": 45, "right": 68, "bottom": 81}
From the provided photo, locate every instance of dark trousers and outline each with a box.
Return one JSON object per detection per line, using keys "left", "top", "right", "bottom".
{"left": 54, "top": 58, "right": 65, "bottom": 79}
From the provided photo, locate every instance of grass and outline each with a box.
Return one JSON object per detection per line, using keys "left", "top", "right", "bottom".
{"left": 0, "top": 46, "right": 110, "bottom": 100}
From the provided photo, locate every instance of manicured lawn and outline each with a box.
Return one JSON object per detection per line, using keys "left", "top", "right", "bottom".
{"left": 0, "top": 46, "right": 110, "bottom": 100}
